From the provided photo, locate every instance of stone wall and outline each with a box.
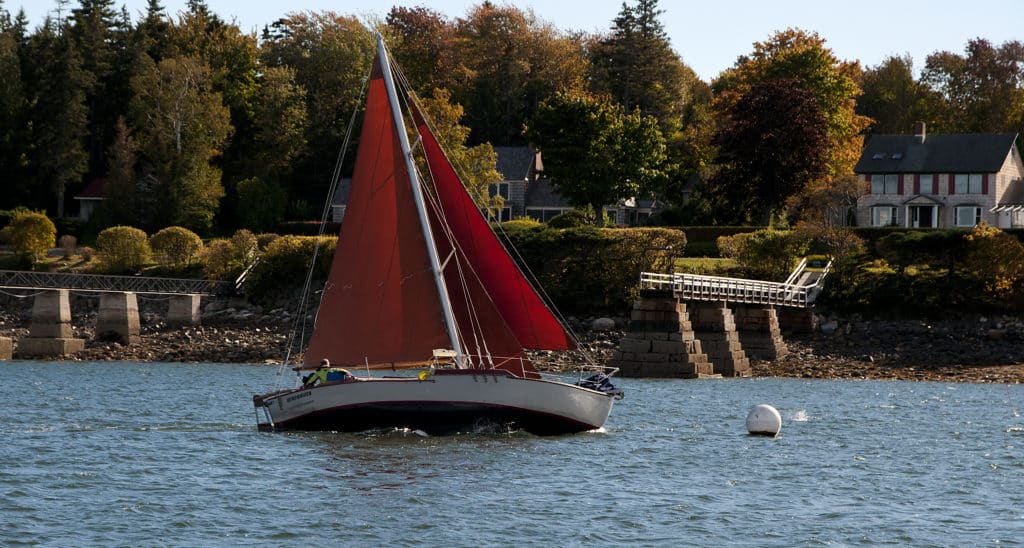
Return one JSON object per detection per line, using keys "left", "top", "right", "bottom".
{"left": 610, "top": 290, "right": 715, "bottom": 378}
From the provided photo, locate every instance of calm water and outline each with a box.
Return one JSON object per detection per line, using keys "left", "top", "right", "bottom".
{"left": 2, "top": 361, "right": 1023, "bottom": 546}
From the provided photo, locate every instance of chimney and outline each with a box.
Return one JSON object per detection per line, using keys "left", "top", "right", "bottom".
{"left": 914, "top": 121, "right": 926, "bottom": 143}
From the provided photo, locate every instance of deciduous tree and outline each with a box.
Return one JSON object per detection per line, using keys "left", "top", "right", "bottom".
{"left": 526, "top": 92, "right": 665, "bottom": 226}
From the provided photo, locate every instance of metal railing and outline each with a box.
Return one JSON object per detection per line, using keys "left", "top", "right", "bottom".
{"left": 640, "top": 259, "right": 831, "bottom": 308}
{"left": 0, "top": 270, "right": 234, "bottom": 296}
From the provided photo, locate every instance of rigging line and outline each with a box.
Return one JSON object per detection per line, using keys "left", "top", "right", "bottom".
{"left": 278, "top": 57, "right": 373, "bottom": 385}
{"left": 415, "top": 153, "right": 487, "bottom": 367}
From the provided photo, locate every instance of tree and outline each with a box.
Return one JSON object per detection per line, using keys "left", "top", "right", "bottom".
{"left": 129, "top": 54, "right": 231, "bottom": 231}
{"left": 384, "top": 6, "right": 456, "bottom": 95}
{"left": 98, "top": 116, "right": 141, "bottom": 225}
{"left": 236, "top": 177, "right": 286, "bottom": 232}
{"left": 588, "top": 0, "right": 697, "bottom": 133}
{"left": 710, "top": 79, "right": 829, "bottom": 224}
{"left": 526, "top": 92, "right": 665, "bottom": 226}
{"left": 250, "top": 65, "right": 307, "bottom": 180}
{"left": 0, "top": 13, "right": 29, "bottom": 209}
{"left": 452, "top": 2, "right": 588, "bottom": 145}
{"left": 922, "top": 38, "right": 1024, "bottom": 134}
{"left": 857, "top": 55, "right": 939, "bottom": 134}
{"left": 714, "top": 28, "right": 868, "bottom": 180}
{"left": 260, "top": 12, "right": 374, "bottom": 207}
{"left": 24, "top": 19, "right": 90, "bottom": 217}
{"left": 68, "top": 0, "right": 122, "bottom": 176}
{"left": 416, "top": 88, "right": 502, "bottom": 213}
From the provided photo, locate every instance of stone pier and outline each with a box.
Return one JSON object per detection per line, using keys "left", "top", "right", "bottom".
{"left": 690, "top": 301, "right": 751, "bottom": 377}
{"left": 167, "top": 294, "right": 201, "bottom": 326}
{"left": 733, "top": 305, "right": 788, "bottom": 360}
{"left": 95, "top": 292, "right": 141, "bottom": 345}
{"left": 778, "top": 307, "right": 817, "bottom": 333}
{"left": 15, "top": 289, "right": 85, "bottom": 358}
{"left": 610, "top": 289, "right": 715, "bottom": 378}
{"left": 0, "top": 337, "right": 11, "bottom": 360}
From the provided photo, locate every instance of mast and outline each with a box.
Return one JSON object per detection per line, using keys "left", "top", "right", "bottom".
{"left": 375, "top": 34, "right": 466, "bottom": 368}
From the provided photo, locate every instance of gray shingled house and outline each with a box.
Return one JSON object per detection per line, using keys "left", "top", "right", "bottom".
{"left": 331, "top": 146, "right": 663, "bottom": 225}
{"left": 855, "top": 123, "right": 1024, "bottom": 228}
{"left": 491, "top": 146, "right": 662, "bottom": 225}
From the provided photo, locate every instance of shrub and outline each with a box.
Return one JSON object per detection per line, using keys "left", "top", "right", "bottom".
{"left": 962, "top": 222, "right": 1024, "bottom": 306}
{"left": 734, "top": 229, "right": 809, "bottom": 280}
{"left": 547, "top": 209, "right": 591, "bottom": 229}
{"left": 256, "top": 232, "right": 280, "bottom": 250}
{"left": 96, "top": 226, "right": 152, "bottom": 273}
{"left": 150, "top": 226, "right": 204, "bottom": 267}
{"left": 244, "top": 235, "right": 336, "bottom": 305}
{"left": 200, "top": 229, "right": 260, "bottom": 280}
{"left": 7, "top": 211, "right": 56, "bottom": 265}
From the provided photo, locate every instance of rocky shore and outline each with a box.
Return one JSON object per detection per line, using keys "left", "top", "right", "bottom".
{"left": 1, "top": 298, "right": 1022, "bottom": 383}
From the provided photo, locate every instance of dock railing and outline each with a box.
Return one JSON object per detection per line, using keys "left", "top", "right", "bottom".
{"left": 640, "top": 259, "right": 831, "bottom": 308}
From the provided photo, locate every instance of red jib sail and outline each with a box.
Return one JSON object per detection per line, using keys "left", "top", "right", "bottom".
{"left": 303, "top": 59, "right": 450, "bottom": 367}
{"left": 412, "top": 104, "right": 576, "bottom": 351}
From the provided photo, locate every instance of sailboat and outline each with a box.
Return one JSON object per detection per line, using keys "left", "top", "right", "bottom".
{"left": 253, "top": 35, "right": 623, "bottom": 436}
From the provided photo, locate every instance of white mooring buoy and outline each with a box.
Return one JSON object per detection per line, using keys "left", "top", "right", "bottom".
{"left": 746, "top": 404, "right": 782, "bottom": 436}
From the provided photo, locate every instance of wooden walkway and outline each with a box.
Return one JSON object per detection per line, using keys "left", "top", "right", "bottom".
{"left": 641, "top": 258, "right": 831, "bottom": 308}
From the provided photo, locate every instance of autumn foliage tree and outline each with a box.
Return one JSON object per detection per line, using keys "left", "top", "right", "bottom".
{"left": 710, "top": 79, "right": 828, "bottom": 224}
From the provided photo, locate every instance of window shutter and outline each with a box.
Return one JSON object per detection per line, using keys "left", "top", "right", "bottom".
{"left": 948, "top": 174, "right": 955, "bottom": 195}
{"left": 933, "top": 175, "right": 939, "bottom": 195}
{"left": 898, "top": 174, "right": 905, "bottom": 195}
{"left": 913, "top": 174, "right": 920, "bottom": 194}
{"left": 982, "top": 173, "right": 989, "bottom": 195}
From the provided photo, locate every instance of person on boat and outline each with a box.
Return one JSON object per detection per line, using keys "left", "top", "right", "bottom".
{"left": 303, "top": 359, "right": 353, "bottom": 387}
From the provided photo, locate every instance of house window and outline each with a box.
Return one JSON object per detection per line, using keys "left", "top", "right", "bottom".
{"left": 871, "top": 206, "right": 898, "bottom": 226}
{"left": 483, "top": 207, "right": 511, "bottom": 222}
{"left": 954, "top": 174, "right": 983, "bottom": 194}
{"left": 870, "top": 174, "right": 899, "bottom": 194}
{"left": 919, "top": 174, "right": 934, "bottom": 195}
{"left": 955, "top": 206, "right": 981, "bottom": 227}
{"left": 526, "top": 208, "right": 571, "bottom": 222}
{"left": 488, "top": 182, "right": 510, "bottom": 200}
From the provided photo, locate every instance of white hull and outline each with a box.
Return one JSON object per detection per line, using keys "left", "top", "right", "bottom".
{"left": 254, "top": 370, "right": 618, "bottom": 435}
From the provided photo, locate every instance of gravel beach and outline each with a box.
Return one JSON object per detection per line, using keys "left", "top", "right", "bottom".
{"left": 2, "top": 297, "right": 1022, "bottom": 383}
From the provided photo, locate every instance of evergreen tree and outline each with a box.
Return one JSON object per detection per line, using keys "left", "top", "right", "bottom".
{"left": 24, "top": 17, "right": 90, "bottom": 217}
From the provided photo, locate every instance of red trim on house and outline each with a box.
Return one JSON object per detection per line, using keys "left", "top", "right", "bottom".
{"left": 913, "top": 174, "right": 920, "bottom": 194}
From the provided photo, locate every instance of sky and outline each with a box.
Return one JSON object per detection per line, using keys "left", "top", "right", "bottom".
{"left": 13, "top": 0, "right": 1024, "bottom": 82}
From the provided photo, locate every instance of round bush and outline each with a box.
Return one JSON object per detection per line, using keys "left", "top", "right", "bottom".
{"left": 150, "top": 226, "right": 203, "bottom": 266}
{"left": 96, "top": 226, "right": 152, "bottom": 273}
{"left": 7, "top": 211, "right": 56, "bottom": 263}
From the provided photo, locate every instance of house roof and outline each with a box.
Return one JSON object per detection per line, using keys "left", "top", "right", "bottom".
{"left": 74, "top": 178, "right": 106, "bottom": 200}
{"left": 855, "top": 133, "right": 1019, "bottom": 174}
{"left": 493, "top": 146, "right": 539, "bottom": 182}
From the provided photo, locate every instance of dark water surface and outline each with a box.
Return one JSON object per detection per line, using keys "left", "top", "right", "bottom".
{"left": 2, "top": 361, "right": 1023, "bottom": 546}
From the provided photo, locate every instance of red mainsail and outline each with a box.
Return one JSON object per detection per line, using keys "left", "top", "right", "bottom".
{"left": 303, "top": 60, "right": 450, "bottom": 367}
{"left": 413, "top": 105, "right": 576, "bottom": 351}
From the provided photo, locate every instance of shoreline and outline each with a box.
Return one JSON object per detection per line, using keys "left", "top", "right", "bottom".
{"left": 2, "top": 309, "right": 1023, "bottom": 383}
